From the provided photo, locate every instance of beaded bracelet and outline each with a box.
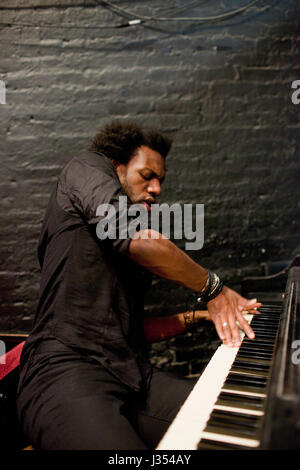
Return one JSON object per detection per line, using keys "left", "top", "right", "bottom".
{"left": 183, "top": 310, "right": 195, "bottom": 329}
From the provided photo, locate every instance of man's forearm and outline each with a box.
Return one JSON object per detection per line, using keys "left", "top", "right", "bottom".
{"left": 143, "top": 310, "right": 211, "bottom": 343}
{"left": 128, "top": 230, "right": 208, "bottom": 293}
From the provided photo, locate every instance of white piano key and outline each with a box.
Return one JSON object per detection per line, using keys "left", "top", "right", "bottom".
{"left": 200, "top": 431, "right": 260, "bottom": 448}
{"left": 229, "top": 369, "right": 268, "bottom": 377}
{"left": 213, "top": 404, "right": 264, "bottom": 416}
{"left": 221, "top": 388, "right": 266, "bottom": 398}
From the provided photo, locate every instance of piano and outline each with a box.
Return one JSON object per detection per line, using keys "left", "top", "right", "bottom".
{"left": 157, "top": 257, "right": 300, "bottom": 450}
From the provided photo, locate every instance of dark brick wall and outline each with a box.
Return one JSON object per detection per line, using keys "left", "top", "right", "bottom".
{"left": 0, "top": 0, "right": 299, "bottom": 375}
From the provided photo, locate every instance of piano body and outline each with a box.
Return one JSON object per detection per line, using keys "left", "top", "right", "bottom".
{"left": 157, "top": 256, "right": 300, "bottom": 450}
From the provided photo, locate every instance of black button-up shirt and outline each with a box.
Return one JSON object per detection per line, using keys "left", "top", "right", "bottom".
{"left": 21, "top": 151, "right": 153, "bottom": 392}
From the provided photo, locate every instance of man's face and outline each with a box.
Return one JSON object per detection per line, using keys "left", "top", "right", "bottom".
{"left": 115, "top": 145, "right": 166, "bottom": 212}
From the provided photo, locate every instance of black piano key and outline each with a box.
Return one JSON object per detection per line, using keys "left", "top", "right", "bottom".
{"left": 239, "top": 343, "right": 273, "bottom": 351}
{"left": 209, "top": 408, "right": 261, "bottom": 426}
{"left": 240, "top": 346, "right": 274, "bottom": 355}
{"left": 198, "top": 438, "right": 257, "bottom": 450}
{"left": 258, "top": 306, "right": 282, "bottom": 313}
{"left": 245, "top": 325, "right": 276, "bottom": 341}
{"left": 257, "top": 309, "right": 281, "bottom": 314}
{"left": 216, "top": 391, "right": 265, "bottom": 410}
{"left": 251, "top": 331, "right": 278, "bottom": 338}
{"left": 257, "top": 305, "right": 281, "bottom": 309}
{"left": 224, "top": 373, "right": 267, "bottom": 392}
{"left": 236, "top": 350, "right": 272, "bottom": 362}
{"left": 242, "top": 339, "right": 275, "bottom": 348}
{"left": 251, "top": 325, "right": 278, "bottom": 332}
{"left": 255, "top": 314, "right": 279, "bottom": 318}
{"left": 223, "top": 372, "right": 266, "bottom": 391}
{"left": 248, "top": 337, "right": 275, "bottom": 345}
{"left": 232, "top": 360, "right": 270, "bottom": 371}
{"left": 251, "top": 322, "right": 279, "bottom": 329}
{"left": 254, "top": 321, "right": 279, "bottom": 326}
{"left": 236, "top": 354, "right": 272, "bottom": 365}
{"left": 240, "top": 341, "right": 274, "bottom": 349}
{"left": 254, "top": 319, "right": 278, "bottom": 324}
{"left": 237, "top": 350, "right": 273, "bottom": 361}
{"left": 252, "top": 327, "right": 279, "bottom": 333}
{"left": 252, "top": 317, "right": 280, "bottom": 323}
{"left": 255, "top": 315, "right": 280, "bottom": 321}
{"left": 205, "top": 409, "right": 261, "bottom": 438}
{"left": 254, "top": 314, "right": 279, "bottom": 319}
{"left": 252, "top": 312, "right": 280, "bottom": 317}
{"left": 252, "top": 312, "right": 279, "bottom": 317}
{"left": 251, "top": 328, "right": 278, "bottom": 335}
{"left": 256, "top": 314, "right": 279, "bottom": 320}
{"left": 251, "top": 331, "right": 276, "bottom": 338}
{"left": 251, "top": 317, "right": 280, "bottom": 324}
{"left": 251, "top": 329, "right": 278, "bottom": 335}
{"left": 251, "top": 330, "right": 277, "bottom": 338}
{"left": 239, "top": 343, "right": 274, "bottom": 353}
{"left": 238, "top": 351, "right": 273, "bottom": 361}
{"left": 260, "top": 304, "right": 282, "bottom": 309}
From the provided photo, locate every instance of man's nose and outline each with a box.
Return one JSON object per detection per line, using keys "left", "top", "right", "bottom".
{"left": 148, "top": 179, "right": 161, "bottom": 196}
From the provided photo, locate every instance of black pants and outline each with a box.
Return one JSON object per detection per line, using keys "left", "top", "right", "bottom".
{"left": 16, "top": 340, "right": 196, "bottom": 450}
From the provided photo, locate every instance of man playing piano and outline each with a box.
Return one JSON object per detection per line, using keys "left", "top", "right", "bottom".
{"left": 16, "top": 121, "right": 261, "bottom": 450}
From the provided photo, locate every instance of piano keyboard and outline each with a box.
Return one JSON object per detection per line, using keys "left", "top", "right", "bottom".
{"left": 156, "top": 303, "right": 282, "bottom": 450}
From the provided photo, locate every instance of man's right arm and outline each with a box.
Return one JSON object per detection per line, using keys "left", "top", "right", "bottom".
{"left": 128, "top": 229, "right": 261, "bottom": 347}
{"left": 128, "top": 229, "right": 209, "bottom": 292}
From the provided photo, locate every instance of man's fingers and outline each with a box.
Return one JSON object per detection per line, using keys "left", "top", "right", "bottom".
{"left": 229, "top": 313, "right": 242, "bottom": 347}
{"left": 214, "top": 316, "right": 232, "bottom": 346}
{"left": 241, "top": 306, "right": 261, "bottom": 315}
{"left": 239, "top": 300, "right": 262, "bottom": 311}
{"left": 246, "top": 308, "right": 261, "bottom": 314}
{"left": 236, "top": 312, "right": 255, "bottom": 339}
{"left": 239, "top": 300, "right": 262, "bottom": 316}
{"left": 222, "top": 321, "right": 234, "bottom": 347}
{"left": 214, "top": 315, "right": 241, "bottom": 348}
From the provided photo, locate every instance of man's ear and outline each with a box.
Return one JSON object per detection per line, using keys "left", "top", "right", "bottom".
{"left": 111, "top": 159, "right": 119, "bottom": 168}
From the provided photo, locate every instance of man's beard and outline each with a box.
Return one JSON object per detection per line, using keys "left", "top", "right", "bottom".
{"left": 120, "top": 176, "right": 139, "bottom": 204}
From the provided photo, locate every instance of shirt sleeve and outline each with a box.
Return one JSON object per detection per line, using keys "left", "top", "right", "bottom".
{"left": 56, "top": 154, "right": 148, "bottom": 254}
